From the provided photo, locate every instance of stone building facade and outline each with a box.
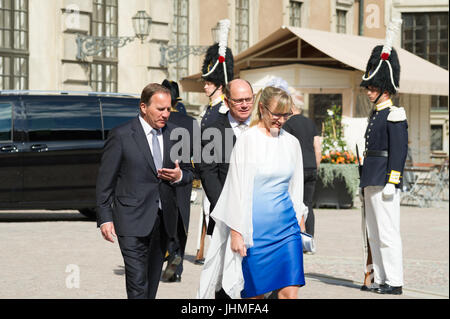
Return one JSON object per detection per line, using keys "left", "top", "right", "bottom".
{"left": 0, "top": 0, "right": 448, "bottom": 156}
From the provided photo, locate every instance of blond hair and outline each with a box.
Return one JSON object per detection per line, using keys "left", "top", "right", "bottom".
{"left": 249, "top": 86, "right": 293, "bottom": 128}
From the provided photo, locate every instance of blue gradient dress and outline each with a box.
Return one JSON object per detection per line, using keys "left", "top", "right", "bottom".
{"left": 240, "top": 130, "right": 305, "bottom": 298}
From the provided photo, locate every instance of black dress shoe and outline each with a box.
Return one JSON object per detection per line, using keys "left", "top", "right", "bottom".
{"left": 194, "top": 258, "right": 205, "bottom": 265}
{"left": 162, "top": 254, "right": 182, "bottom": 281}
{"left": 375, "top": 284, "right": 403, "bottom": 295}
{"left": 360, "top": 284, "right": 378, "bottom": 292}
{"left": 167, "top": 274, "right": 181, "bottom": 282}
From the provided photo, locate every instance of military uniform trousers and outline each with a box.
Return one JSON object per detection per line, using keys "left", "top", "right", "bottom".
{"left": 364, "top": 185, "right": 404, "bottom": 287}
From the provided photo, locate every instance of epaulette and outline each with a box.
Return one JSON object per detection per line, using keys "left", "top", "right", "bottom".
{"left": 218, "top": 101, "right": 229, "bottom": 114}
{"left": 387, "top": 105, "right": 407, "bottom": 122}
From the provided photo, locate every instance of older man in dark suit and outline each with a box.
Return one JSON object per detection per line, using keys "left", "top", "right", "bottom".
{"left": 199, "top": 79, "right": 254, "bottom": 234}
{"left": 199, "top": 78, "right": 253, "bottom": 299}
{"left": 96, "top": 83, "right": 194, "bottom": 299}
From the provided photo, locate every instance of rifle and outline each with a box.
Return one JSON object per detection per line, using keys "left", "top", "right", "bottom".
{"left": 356, "top": 145, "right": 373, "bottom": 287}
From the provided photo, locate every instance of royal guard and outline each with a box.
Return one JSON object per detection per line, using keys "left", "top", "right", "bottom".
{"left": 200, "top": 19, "right": 234, "bottom": 129}
{"left": 195, "top": 19, "right": 234, "bottom": 265}
{"left": 359, "top": 19, "right": 408, "bottom": 295}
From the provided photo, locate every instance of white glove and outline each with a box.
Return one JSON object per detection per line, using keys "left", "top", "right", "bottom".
{"left": 382, "top": 183, "right": 396, "bottom": 200}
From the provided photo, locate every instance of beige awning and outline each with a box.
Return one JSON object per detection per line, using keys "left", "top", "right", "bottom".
{"left": 181, "top": 26, "right": 449, "bottom": 96}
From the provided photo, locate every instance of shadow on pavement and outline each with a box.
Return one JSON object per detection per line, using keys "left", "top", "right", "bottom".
{"left": 183, "top": 254, "right": 203, "bottom": 265}
{"left": 305, "top": 272, "right": 362, "bottom": 290}
{"left": 113, "top": 265, "right": 125, "bottom": 276}
{"left": 0, "top": 211, "right": 93, "bottom": 222}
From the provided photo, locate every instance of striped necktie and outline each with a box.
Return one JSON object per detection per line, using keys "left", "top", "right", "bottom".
{"left": 238, "top": 122, "right": 248, "bottom": 133}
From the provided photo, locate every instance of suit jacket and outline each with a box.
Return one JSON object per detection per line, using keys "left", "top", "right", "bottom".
{"left": 199, "top": 112, "right": 236, "bottom": 234}
{"left": 168, "top": 111, "right": 200, "bottom": 234}
{"left": 96, "top": 116, "right": 194, "bottom": 238}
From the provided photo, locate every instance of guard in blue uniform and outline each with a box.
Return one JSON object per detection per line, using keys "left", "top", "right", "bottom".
{"left": 200, "top": 42, "right": 234, "bottom": 129}
{"left": 195, "top": 20, "right": 234, "bottom": 266}
{"left": 359, "top": 19, "right": 408, "bottom": 295}
{"left": 360, "top": 98, "right": 408, "bottom": 190}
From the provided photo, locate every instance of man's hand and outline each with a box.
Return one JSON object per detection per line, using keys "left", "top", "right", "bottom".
{"left": 100, "top": 222, "right": 117, "bottom": 243}
{"left": 230, "top": 229, "right": 247, "bottom": 257}
{"left": 157, "top": 160, "right": 182, "bottom": 183}
{"left": 382, "top": 183, "right": 396, "bottom": 200}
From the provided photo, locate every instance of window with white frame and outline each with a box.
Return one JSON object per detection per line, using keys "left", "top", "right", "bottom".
{"left": 90, "top": 0, "right": 118, "bottom": 92}
{"left": 170, "top": 0, "right": 189, "bottom": 82}
{"left": 0, "top": 0, "right": 28, "bottom": 90}
{"left": 90, "top": 62, "right": 117, "bottom": 93}
{"left": 235, "top": 0, "right": 249, "bottom": 54}
{"left": 431, "top": 124, "right": 444, "bottom": 151}
{"left": 336, "top": 9, "right": 347, "bottom": 34}
{"left": 402, "top": 12, "right": 448, "bottom": 112}
{"left": 289, "top": 1, "right": 302, "bottom": 27}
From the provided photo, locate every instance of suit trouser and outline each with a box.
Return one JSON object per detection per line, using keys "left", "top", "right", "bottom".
{"left": 364, "top": 186, "right": 403, "bottom": 287}
{"left": 172, "top": 214, "right": 187, "bottom": 276}
{"left": 118, "top": 212, "right": 168, "bottom": 299}
{"left": 304, "top": 168, "right": 317, "bottom": 237}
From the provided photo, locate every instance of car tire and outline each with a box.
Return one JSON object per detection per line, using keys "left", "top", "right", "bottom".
{"left": 79, "top": 208, "right": 97, "bottom": 220}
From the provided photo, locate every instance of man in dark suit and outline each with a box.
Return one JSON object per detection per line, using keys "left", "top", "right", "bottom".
{"left": 161, "top": 79, "right": 201, "bottom": 282}
{"left": 199, "top": 78, "right": 254, "bottom": 299}
{"left": 199, "top": 78, "right": 254, "bottom": 235}
{"left": 96, "top": 83, "right": 194, "bottom": 299}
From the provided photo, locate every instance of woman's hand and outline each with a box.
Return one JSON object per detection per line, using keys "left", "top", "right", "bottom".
{"left": 300, "top": 216, "right": 306, "bottom": 233}
{"left": 230, "top": 229, "right": 247, "bottom": 257}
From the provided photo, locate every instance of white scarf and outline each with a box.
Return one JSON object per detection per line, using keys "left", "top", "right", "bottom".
{"left": 196, "top": 127, "right": 308, "bottom": 298}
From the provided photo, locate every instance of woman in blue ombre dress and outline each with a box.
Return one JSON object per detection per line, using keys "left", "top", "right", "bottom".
{"left": 197, "top": 86, "right": 308, "bottom": 299}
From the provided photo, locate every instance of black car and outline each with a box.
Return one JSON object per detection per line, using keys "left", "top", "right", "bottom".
{"left": 0, "top": 91, "right": 140, "bottom": 219}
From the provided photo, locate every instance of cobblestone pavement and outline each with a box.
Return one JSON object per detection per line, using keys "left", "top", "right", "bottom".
{"left": 0, "top": 195, "right": 448, "bottom": 299}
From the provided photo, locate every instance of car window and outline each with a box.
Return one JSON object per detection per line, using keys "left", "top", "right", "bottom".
{"left": 25, "top": 97, "right": 102, "bottom": 141}
{"left": 0, "top": 102, "right": 12, "bottom": 142}
{"left": 101, "top": 97, "right": 139, "bottom": 139}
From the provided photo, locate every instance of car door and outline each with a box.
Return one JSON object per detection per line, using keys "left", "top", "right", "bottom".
{"left": 21, "top": 95, "right": 103, "bottom": 209}
{"left": 100, "top": 96, "right": 140, "bottom": 139}
{"left": 0, "top": 97, "right": 24, "bottom": 207}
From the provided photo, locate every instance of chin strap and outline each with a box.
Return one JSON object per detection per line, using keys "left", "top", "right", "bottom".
{"left": 208, "top": 86, "right": 220, "bottom": 99}
{"left": 373, "top": 91, "right": 383, "bottom": 105}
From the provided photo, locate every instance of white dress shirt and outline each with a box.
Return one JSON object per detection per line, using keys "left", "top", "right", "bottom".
{"left": 139, "top": 116, "right": 164, "bottom": 163}
{"left": 227, "top": 112, "right": 251, "bottom": 138}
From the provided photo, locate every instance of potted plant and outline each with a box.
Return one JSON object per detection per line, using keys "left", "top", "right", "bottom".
{"left": 313, "top": 105, "right": 360, "bottom": 209}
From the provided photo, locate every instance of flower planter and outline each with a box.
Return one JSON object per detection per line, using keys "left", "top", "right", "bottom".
{"left": 312, "top": 164, "right": 359, "bottom": 209}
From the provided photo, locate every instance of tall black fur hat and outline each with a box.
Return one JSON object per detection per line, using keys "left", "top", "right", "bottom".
{"left": 161, "top": 79, "right": 181, "bottom": 107}
{"left": 360, "top": 45, "right": 400, "bottom": 95}
{"left": 360, "top": 19, "right": 402, "bottom": 95}
{"left": 201, "top": 19, "right": 234, "bottom": 88}
{"left": 202, "top": 43, "right": 234, "bottom": 88}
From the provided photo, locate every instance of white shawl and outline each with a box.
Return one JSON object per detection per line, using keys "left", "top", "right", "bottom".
{"left": 196, "top": 127, "right": 308, "bottom": 299}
